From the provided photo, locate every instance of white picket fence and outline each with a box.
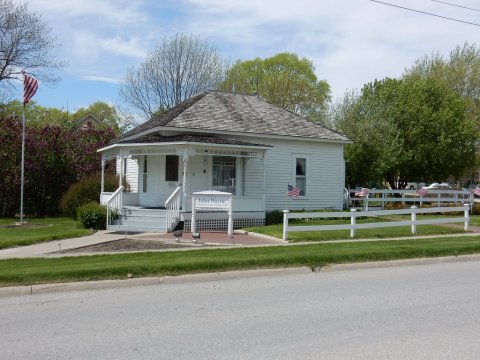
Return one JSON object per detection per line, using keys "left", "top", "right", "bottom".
{"left": 349, "top": 189, "right": 473, "bottom": 210}
{"left": 282, "top": 204, "right": 470, "bottom": 241}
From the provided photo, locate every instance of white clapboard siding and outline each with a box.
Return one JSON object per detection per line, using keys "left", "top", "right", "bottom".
{"left": 126, "top": 158, "right": 138, "bottom": 192}
{"left": 188, "top": 155, "right": 210, "bottom": 193}
{"left": 244, "top": 157, "right": 264, "bottom": 197}
{"left": 115, "top": 156, "right": 139, "bottom": 192}
{"left": 243, "top": 137, "right": 345, "bottom": 211}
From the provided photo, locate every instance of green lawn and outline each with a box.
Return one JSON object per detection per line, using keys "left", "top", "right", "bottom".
{"left": 246, "top": 216, "right": 465, "bottom": 241}
{"left": 0, "top": 218, "right": 91, "bottom": 249}
{"left": 1, "top": 236, "right": 480, "bottom": 286}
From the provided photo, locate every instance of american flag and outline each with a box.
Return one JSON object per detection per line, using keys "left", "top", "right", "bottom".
{"left": 470, "top": 186, "right": 480, "bottom": 197}
{"left": 287, "top": 184, "right": 300, "bottom": 197}
{"left": 416, "top": 187, "right": 428, "bottom": 196}
{"left": 354, "top": 187, "right": 369, "bottom": 197}
{"left": 23, "top": 72, "right": 38, "bottom": 104}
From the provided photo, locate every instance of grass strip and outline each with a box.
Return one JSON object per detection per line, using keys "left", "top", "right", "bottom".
{"left": 1, "top": 236, "right": 480, "bottom": 286}
{"left": 246, "top": 218, "right": 463, "bottom": 241}
{"left": 0, "top": 218, "right": 90, "bottom": 249}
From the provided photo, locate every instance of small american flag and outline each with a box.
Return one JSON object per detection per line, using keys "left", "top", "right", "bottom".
{"left": 23, "top": 72, "right": 38, "bottom": 104}
{"left": 287, "top": 184, "right": 300, "bottom": 197}
{"left": 416, "top": 187, "right": 428, "bottom": 196}
{"left": 354, "top": 187, "right": 369, "bottom": 197}
{"left": 470, "top": 186, "right": 480, "bottom": 197}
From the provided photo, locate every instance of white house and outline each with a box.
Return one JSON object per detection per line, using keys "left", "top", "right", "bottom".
{"left": 98, "top": 91, "right": 350, "bottom": 233}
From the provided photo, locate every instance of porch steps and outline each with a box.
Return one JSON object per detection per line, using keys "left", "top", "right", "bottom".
{"left": 108, "top": 207, "right": 169, "bottom": 233}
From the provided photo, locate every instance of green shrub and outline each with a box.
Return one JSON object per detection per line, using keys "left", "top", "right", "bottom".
{"left": 60, "top": 172, "right": 123, "bottom": 219}
{"left": 471, "top": 203, "right": 480, "bottom": 215}
{"left": 77, "top": 202, "right": 107, "bottom": 230}
{"left": 265, "top": 210, "right": 284, "bottom": 225}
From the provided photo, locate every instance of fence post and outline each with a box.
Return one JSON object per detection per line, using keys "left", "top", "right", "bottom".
{"left": 464, "top": 203, "right": 470, "bottom": 231}
{"left": 437, "top": 192, "right": 440, "bottom": 207}
{"left": 283, "top": 210, "right": 290, "bottom": 241}
{"left": 350, "top": 208, "right": 357, "bottom": 238}
{"left": 411, "top": 205, "right": 417, "bottom": 234}
{"left": 365, "top": 196, "right": 369, "bottom": 212}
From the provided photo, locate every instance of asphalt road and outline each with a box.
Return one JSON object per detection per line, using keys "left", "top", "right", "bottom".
{"left": 2, "top": 261, "right": 480, "bottom": 359}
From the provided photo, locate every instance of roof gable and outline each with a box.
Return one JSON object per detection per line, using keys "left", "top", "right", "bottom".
{"left": 119, "top": 91, "right": 349, "bottom": 142}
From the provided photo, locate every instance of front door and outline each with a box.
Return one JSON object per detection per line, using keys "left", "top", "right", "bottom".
{"left": 139, "top": 155, "right": 180, "bottom": 207}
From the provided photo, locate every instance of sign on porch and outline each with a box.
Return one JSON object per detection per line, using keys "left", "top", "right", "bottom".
{"left": 191, "top": 190, "right": 233, "bottom": 235}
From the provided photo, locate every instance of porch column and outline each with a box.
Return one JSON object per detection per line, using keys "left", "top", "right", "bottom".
{"left": 100, "top": 156, "right": 105, "bottom": 193}
{"left": 119, "top": 154, "right": 124, "bottom": 188}
{"left": 261, "top": 153, "right": 266, "bottom": 213}
{"left": 182, "top": 153, "right": 189, "bottom": 209}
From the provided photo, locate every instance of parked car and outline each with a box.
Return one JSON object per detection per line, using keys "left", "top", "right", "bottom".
{"left": 406, "top": 182, "right": 426, "bottom": 190}
{"left": 422, "top": 182, "right": 452, "bottom": 190}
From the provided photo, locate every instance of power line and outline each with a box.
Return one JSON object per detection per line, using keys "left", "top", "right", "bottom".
{"left": 368, "top": 0, "right": 480, "bottom": 27}
{"left": 431, "top": 0, "right": 480, "bottom": 12}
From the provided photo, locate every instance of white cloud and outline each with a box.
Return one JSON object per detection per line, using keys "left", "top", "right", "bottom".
{"left": 72, "top": 32, "right": 147, "bottom": 60}
{"left": 81, "top": 75, "right": 121, "bottom": 84}
{"left": 183, "top": 0, "right": 480, "bottom": 98}
{"left": 25, "top": 0, "right": 147, "bottom": 25}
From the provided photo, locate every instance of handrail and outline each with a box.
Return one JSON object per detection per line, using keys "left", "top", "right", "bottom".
{"left": 165, "top": 187, "right": 182, "bottom": 232}
{"left": 105, "top": 186, "right": 124, "bottom": 229}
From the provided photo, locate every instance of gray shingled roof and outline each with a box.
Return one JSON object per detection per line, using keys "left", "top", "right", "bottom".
{"left": 119, "top": 91, "right": 349, "bottom": 142}
{"left": 117, "top": 134, "right": 271, "bottom": 147}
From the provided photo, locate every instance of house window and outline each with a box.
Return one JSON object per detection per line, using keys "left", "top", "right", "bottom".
{"left": 212, "top": 156, "right": 236, "bottom": 194}
{"left": 142, "top": 157, "right": 148, "bottom": 193}
{"left": 295, "top": 157, "right": 306, "bottom": 196}
{"left": 165, "top": 155, "right": 179, "bottom": 181}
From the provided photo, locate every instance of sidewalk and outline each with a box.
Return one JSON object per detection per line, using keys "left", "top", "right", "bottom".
{"left": 0, "top": 230, "right": 284, "bottom": 259}
{"left": 0, "top": 231, "right": 127, "bottom": 259}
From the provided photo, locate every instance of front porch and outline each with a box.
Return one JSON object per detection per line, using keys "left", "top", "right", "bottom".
{"left": 98, "top": 134, "right": 270, "bottom": 233}
{"left": 101, "top": 191, "right": 266, "bottom": 233}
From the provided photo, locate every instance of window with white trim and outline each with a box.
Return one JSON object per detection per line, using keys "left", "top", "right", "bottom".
{"left": 295, "top": 157, "right": 306, "bottom": 196}
{"left": 212, "top": 156, "right": 236, "bottom": 194}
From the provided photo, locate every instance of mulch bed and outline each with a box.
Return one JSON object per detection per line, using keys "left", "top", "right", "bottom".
{"left": 60, "top": 239, "right": 194, "bottom": 253}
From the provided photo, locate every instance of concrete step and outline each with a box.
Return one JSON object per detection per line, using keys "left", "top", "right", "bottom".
{"left": 114, "top": 219, "right": 166, "bottom": 228}
{"left": 108, "top": 224, "right": 167, "bottom": 233}
{"left": 122, "top": 209, "right": 167, "bottom": 218}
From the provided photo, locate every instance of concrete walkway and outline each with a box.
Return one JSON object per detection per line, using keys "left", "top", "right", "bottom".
{"left": 0, "top": 231, "right": 128, "bottom": 259}
{"left": 0, "top": 230, "right": 284, "bottom": 259}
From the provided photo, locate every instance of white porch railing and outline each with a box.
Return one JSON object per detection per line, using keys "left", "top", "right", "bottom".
{"left": 105, "top": 186, "right": 124, "bottom": 229}
{"left": 350, "top": 189, "right": 473, "bottom": 210}
{"left": 165, "top": 186, "right": 182, "bottom": 232}
{"left": 282, "top": 204, "right": 470, "bottom": 241}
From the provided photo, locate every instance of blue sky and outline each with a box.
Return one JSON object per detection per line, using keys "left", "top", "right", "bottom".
{"left": 18, "top": 0, "right": 480, "bottom": 117}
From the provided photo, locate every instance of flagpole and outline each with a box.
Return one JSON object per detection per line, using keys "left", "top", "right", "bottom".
{"left": 20, "top": 103, "right": 26, "bottom": 224}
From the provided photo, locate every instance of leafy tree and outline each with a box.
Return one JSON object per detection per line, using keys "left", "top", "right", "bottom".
{"left": 119, "top": 33, "right": 225, "bottom": 118}
{"left": 404, "top": 43, "right": 480, "bottom": 124}
{"left": 0, "top": 100, "right": 71, "bottom": 127}
{"left": 0, "top": 0, "right": 65, "bottom": 100}
{"left": 335, "top": 77, "right": 477, "bottom": 189}
{"left": 218, "top": 52, "right": 330, "bottom": 123}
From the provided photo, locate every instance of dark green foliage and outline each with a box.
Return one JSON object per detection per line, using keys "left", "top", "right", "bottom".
{"left": 76, "top": 202, "right": 107, "bottom": 230}
{"left": 334, "top": 77, "right": 477, "bottom": 189}
{"left": 60, "top": 172, "right": 119, "bottom": 219}
{"left": 265, "top": 210, "right": 283, "bottom": 225}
